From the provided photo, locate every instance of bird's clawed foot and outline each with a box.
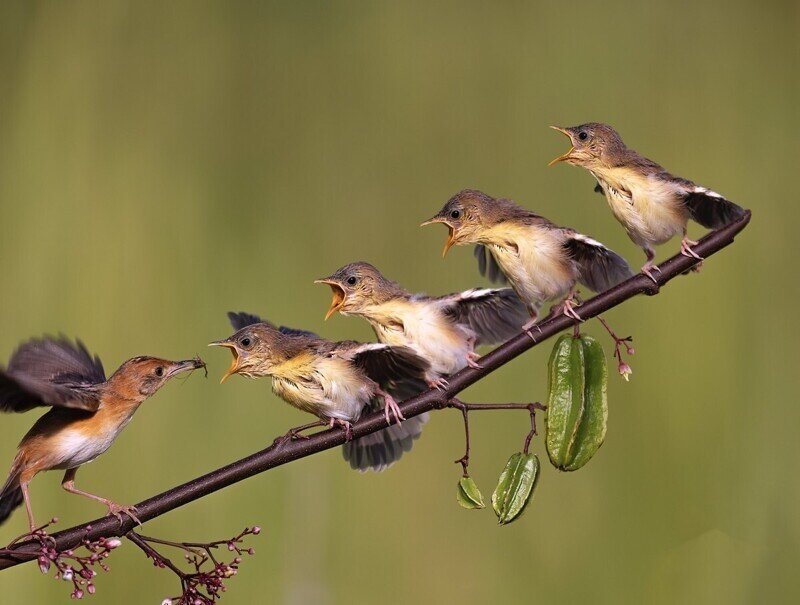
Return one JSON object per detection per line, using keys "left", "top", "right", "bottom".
{"left": 641, "top": 262, "right": 662, "bottom": 284}
{"left": 560, "top": 296, "right": 583, "bottom": 322}
{"left": 383, "top": 395, "right": 406, "bottom": 426}
{"left": 6, "top": 519, "right": 58, "bottom": 549}
{"left": 680, "top": 237, "right": 703, "bottom": 261}
{"left": 328, "top": 418, "right": 353, "bottom": 441}
{"left": 107, "top": 502, "right": 142, "bottom": 527}
{"left": 428, "top": 376, "right": 449, "bottom": 391}
{"left": 466, "top": 351, "right": 482, "bottom": 369}
{"left": 522, "top": 317, "right": 542, "bottom": 341}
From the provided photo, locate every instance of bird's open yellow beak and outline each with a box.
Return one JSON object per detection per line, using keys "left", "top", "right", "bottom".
{"left": 420, "top": 216, "right": 456, "bottom": 258}
{"left": 208, "top": 340, "right": 240, "bottom": 384}
{"left": 313, "top": 279, "right": 345, "bottom": 320}
{"left": 548, "top": 126, "right": 574, "bottom": 166}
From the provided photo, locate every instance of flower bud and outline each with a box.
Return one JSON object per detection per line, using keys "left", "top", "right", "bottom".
{"left": 619, "top": 362, "right": 632, "bottom": 381}
{"left": 38, "top": 556, "right": 50, "bottom": 574}
{"left": 252, "top": 526, "right": 261, "bottom": 535}
{"left": 62, "top": 568, "right": 74, "bottom": 581}
{"left": 105, "top": 538, "right": 122, "bottom": 549}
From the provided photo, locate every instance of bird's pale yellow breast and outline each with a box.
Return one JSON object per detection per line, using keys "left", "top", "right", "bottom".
{"left": 594, "top": 166, "right": 688, "bottom": 246}
{"left": 482, "top": 223, "right": 575, "bottom": 304}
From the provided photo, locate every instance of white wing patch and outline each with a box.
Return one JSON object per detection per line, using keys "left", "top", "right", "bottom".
{"left": 693, "top": 186, "right": 723, "bottom": 199}
{"left": 457, "top": 288, "right": 499, "bottom": 300}
{"left": 570, "top": 233, "right": 607, "bottom": 250}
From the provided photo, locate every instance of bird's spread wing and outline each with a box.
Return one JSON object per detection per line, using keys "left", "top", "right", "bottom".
{"left": 680, "top": 185, "right": 746, "bottom": 230}
{"left": 227, "top": 311, "right": 320, "bottom": 339}
{"left": 342, "top": 343, "right": 430, "bottom": 386}
{"left": 439, "top": 288, "right": 528, "bottom": 346}
{"left": 474, "top": 245, "right": 509, "bottom": 284}
{"left": 1, "top": 337, "right": 106, "bottom": 413}
{"left": 563, "top": 233, "right": 634, "bottom": 293}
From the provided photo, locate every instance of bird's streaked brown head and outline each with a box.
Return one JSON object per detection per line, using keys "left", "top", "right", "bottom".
{"left": 315, "top": 262, "right": 406, "bottom": 319}
{"left": 548, "top": 123, "right": 626, "bottom": 168}
{"left": 108, "top": 356, "right": 206, "bottom": 400}
{"left": 421, "top": 189, "right": 496, "bottom": 256}
{"left": 209, "top": 323, "right": 288, "bottom": 383}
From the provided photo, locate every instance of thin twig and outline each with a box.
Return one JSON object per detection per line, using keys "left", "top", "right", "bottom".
{"left": 0, "top": 211, "right": 751, "bottom": 571}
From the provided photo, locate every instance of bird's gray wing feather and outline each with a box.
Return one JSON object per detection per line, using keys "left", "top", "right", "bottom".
{"left": 345, "top": 343, "right": 430, "bottom": 386}
{"left": 563, "top": 233, "right": 634, "bottom": 293}
{"left": 1, "top": 337, "right": 105, "bottom": 413}
{"left": 440, "top": 288, "right": 528, "bottom": 346}
{"left": 474, "top": 245, "right": 509, "bottom": 284}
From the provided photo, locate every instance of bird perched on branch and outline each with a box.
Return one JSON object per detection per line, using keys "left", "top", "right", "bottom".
{"left": 549, "top": 123, "right": 747, "bottom": 281}
{"left": 315, "top": 262, "right": 527, "bottom": 377}
{"left": 211, "top": 313, "right": 431, "bottom": 472}
{"left": 422, "top": 189, "right": 633, "bottom": 327}
{"left": 0, "top": 336, "right": 205, "bottom": 530}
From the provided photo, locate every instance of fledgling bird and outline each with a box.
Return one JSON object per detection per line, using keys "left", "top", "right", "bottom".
{"left": 422, "top": 189, "right": 634, "bottom": 326}
{"left": 549, "top": 123, "right": 747, "bottom": 281}
{"left": 211, "top": 313, "right": 431, "bottom": 472}
{"left": 0, "top": 336, "right": 205, "bottom": 531}
{"left": 315, "top": 262, "right": 528, "bottom": 377}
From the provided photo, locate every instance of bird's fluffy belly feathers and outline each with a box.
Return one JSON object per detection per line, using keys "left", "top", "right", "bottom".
{"left": 596, "top": 168, "right": 688, "bottom": 247}
{"left": 368, "top": 299, "right": 472, "bottom": 376}
{"left": 484, "top": 224, "right": 575, "bottom": 305}
{"left": 271, "top": 354, "right": 371, "bottom": 422}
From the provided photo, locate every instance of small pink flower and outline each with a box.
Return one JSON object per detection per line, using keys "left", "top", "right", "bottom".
{"left": 619, "top": 362, "right": 632, "bottom": 381}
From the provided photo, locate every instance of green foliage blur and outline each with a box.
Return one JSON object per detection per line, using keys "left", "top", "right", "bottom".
{"left": 0, "top": 2, "right": 796, "bottom": 603}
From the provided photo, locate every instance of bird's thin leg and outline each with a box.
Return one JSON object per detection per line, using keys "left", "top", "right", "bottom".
{"left": 465, "top": 334, "right": 482, "bottom": 369}
{"left": 641, "top": 246, "right": 662, "bottom": 283}
{"left": 61, "top": 468, "right": 141, "bottom": 527}
{"left": 522, "top": 307, "right": 542, "bottom": 341}
{"left": 376, "top": 388, "right": 405, "bottom": 425}
{"left": 284, "top": 420, "right": 327, "bottom": 441}
{"left": 19, "top": 480, "right": 36, "bottom": 533}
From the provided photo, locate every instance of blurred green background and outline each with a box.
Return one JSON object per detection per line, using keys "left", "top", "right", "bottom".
{"left": 0, "top": 1, "right": 796, "bottom": 603}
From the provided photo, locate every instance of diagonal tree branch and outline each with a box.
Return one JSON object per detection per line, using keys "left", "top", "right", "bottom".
{"left": 0, "top": 211, "right": 751, "bottom": 571}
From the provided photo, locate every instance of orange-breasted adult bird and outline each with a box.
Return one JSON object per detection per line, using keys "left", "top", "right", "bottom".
{"left": 315, "top": 262, "right": 527, "bottom": 377}
{"left": 422, "top": 189, "right": 634, "bottom": 327}
{"left": 211, "top": 313, "right": 431, "bottom": 472}
{"left": 549, "top": 123, "right": 747, "bottom": 281}
{"left": 0, "top": 336, "right": 205, "bottom": 530}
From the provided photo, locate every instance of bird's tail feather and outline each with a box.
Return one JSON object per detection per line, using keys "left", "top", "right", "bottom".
{"left": 0, "top": 465, "right": 23, "bottom": 526}
{"left": 684, "top": 188, "right": 746, "bottom": 229}
{"left": 342, "top": 413, "right": 428, "bottom": 472}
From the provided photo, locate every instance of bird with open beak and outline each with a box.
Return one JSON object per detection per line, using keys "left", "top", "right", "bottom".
{"left": 315, "top": 262, "right": 528, "bottom": 378}
{"left": 549, "top": 123, "right": 747, "bottom": 281}
{"left": 422, "top": 189, "right": 634, "bottom": 327}
{"left": 0, "top": 337, "right": 205, "bottom": 531}
{"left": 211, "top": 313, "right": 431, "bottom": 472}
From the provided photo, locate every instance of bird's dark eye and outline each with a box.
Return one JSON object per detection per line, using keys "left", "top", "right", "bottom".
{"left": 155, "top": 367, "right": 164, "bottom": 377}
{"left": 347, "top": 276, "right": 357, "bottom": 285}
{"left": 240, "top": 337, "right": 252, "bottom": 348}
{"left": 450, "top": 209, "right": 461, "bottom": 219}
{"left": 578, "top": 131, "right": 589, "bottom": 141}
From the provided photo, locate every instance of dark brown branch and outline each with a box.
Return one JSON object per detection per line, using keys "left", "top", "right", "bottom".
{"left": 0, "top": 211, "right": 751, "bottom": 570}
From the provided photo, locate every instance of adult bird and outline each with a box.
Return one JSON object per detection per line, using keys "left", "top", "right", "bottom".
{"left": 315, "top": 261, "right": 528, "bottom": 377}
{"left": 0, "top": 336, "right": 205, "bottom": 530}
{"left": 422, "top": 189, "right": 634, "bottom": 327}
{"left": 549, "top": 123, "right": 746, "bottom": 281}
{"left": 212, "top": 313, "right": 431, "bottom": 472}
